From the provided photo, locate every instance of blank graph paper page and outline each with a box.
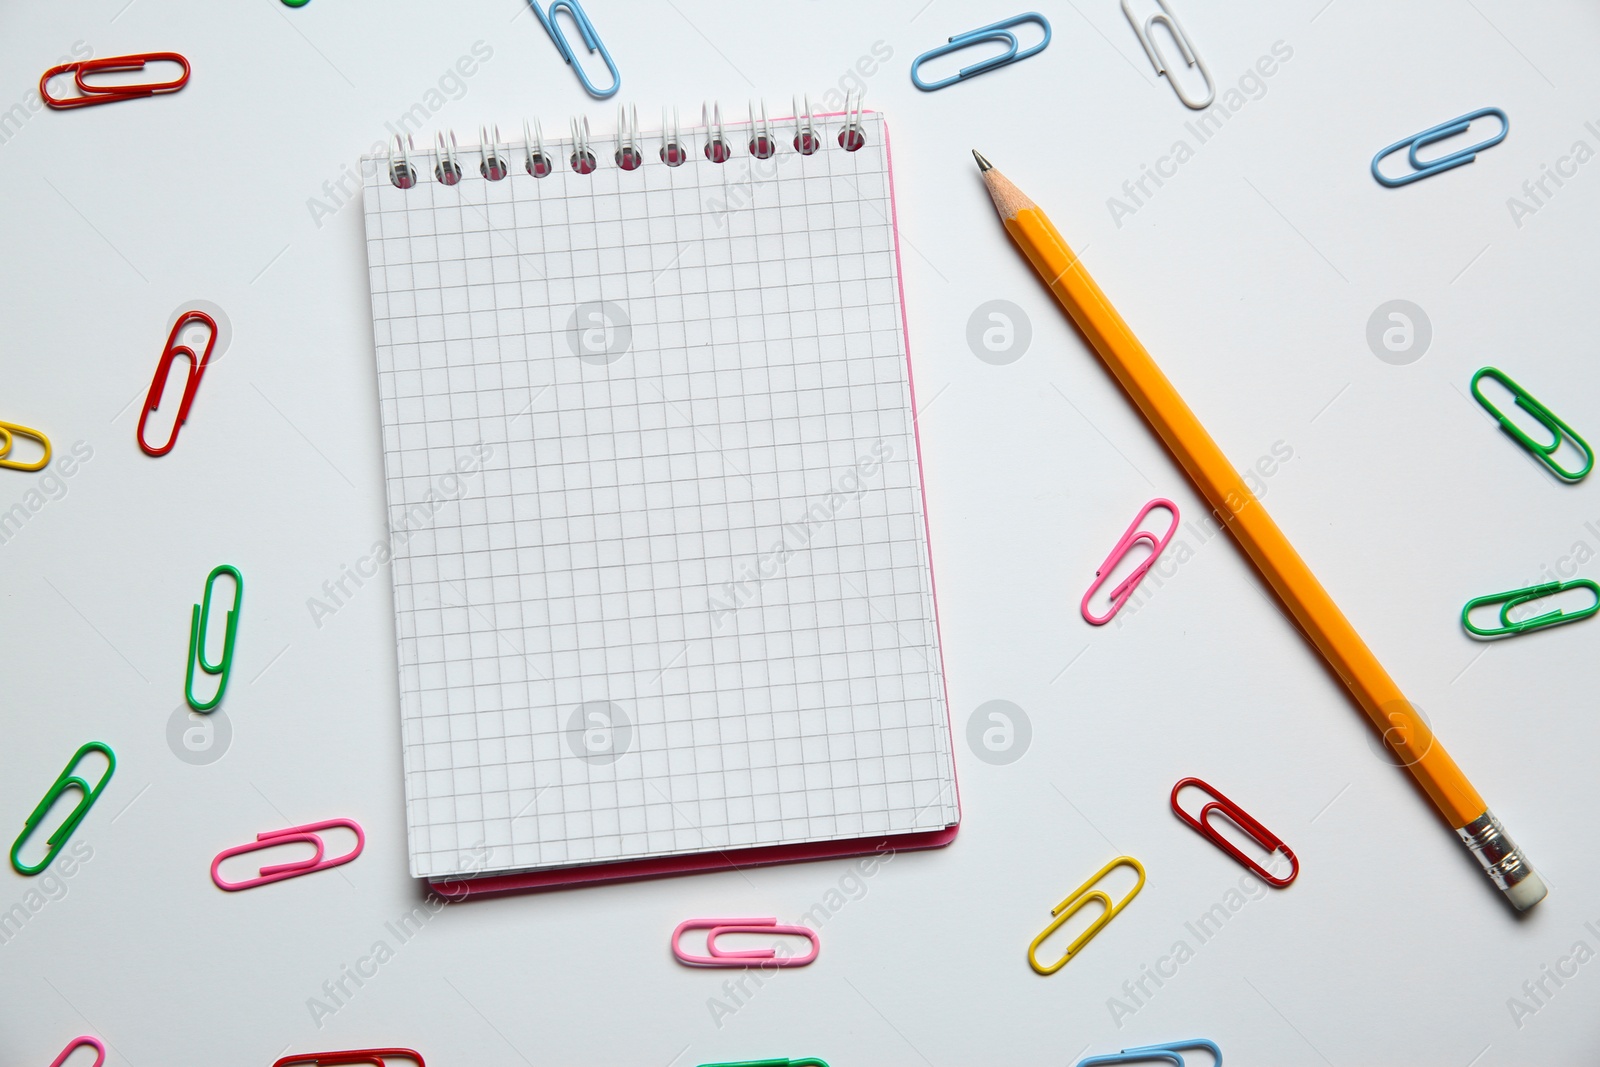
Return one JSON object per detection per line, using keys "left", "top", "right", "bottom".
{"left": 361, "top": 111, "right": 958, "bottom": 882}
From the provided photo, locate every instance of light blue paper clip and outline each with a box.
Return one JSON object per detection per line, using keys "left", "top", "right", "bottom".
{"left": 529, "top": 0, "right": 620, "bottom": 99}
{"left": 1078, "top": 1038, "right": 1222, "bottom": 1067}
{"left": 1371, "top": 107, "right": 1507, "bottom": 187}
{"left": 910, "top": 13, "right": 1051, "bottom": 91}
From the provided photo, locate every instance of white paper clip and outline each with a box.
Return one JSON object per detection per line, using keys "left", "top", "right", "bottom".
{"left": 1122, "top": 0, "right": 1214, "bottom": 110}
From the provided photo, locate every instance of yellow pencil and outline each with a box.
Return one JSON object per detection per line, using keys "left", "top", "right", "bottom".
{"left": 975, "top": 151, "right": 1545, "bottom": 909}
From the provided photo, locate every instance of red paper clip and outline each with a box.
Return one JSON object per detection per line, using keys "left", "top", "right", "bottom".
{"left": 137, "top": 310, "right": 218, "bottom": 457}
{"left": 272, "top": 1050, "right": 423, "bottom": 1067}
{"left": 1170, "top": 778, "right": 1298, "bottom": 887}
{"left": 48, "top": 1036, "right": 105, "bottom": 1067}
{"left": 672, "top": 917, "right": 820, "bottom": 967}
{"left": 1081, "top": 498, "right": 1180, "bottom": 625}
{"left": 40, "top": 52, "right": 190, "bottom": 109}
{"left": 211, "top": 818, "right": 365, "bottom": 891}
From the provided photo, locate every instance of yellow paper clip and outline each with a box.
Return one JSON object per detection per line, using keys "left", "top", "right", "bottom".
{"left": 1028, "top": 855, "right": 1146, "bottom": 975}
{"left": 0, "top": 420, "right": 51, "bottom": 472}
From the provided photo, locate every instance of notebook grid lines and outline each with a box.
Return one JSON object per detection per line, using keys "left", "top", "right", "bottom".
{"left": 362, "top": 112, "right": 958, "bottom": 880}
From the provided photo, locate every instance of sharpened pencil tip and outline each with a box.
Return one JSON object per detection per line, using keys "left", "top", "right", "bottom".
{"left": 972, "top": 150, "right": 992, "bottom": 172}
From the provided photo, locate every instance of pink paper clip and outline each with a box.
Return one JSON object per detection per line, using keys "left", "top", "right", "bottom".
{"left": 210, "top": 818, "right": 364, "bottom": 891}
{"left": 48, "top": 1037, "right": 105, "bottom": 1067}
{"left": 672, "top": 917, "right": 820, "bottom": 968}
{"left": 1080, "top": 498, "right": 1180, "bottom": 625}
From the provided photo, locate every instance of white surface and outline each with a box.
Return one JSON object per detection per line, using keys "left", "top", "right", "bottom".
{"left": 2, "top": 1, "right": 1599, "bottom": 1064}
{"left": 362, "top": 111, "right": 955, "bottom": 879}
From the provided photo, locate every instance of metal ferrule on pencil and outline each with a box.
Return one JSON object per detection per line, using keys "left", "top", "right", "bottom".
{"left": 1457, "top": 811, "right": 1536, "bottom": 895}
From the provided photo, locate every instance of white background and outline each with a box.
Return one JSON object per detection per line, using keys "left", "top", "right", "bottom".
{"left": 1, "top": 1, "right": 1598, "bottom": 1065}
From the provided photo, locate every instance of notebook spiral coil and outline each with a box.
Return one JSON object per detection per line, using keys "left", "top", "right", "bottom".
{"left": 385, "top": 93, "right": 869, "bottom": 190}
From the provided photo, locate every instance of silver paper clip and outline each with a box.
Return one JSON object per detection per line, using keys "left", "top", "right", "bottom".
{"left": 911, "top": 13, "right": 1051, "bottom": 91}
{"left": 1371, "top": 107, "right": 1508, "bottom": 188}
{"left": 529, "top": 0, "right": 620, "bottom": 99}
{"left": 1122, "top": 0, "right": 1214, "bottom": 110}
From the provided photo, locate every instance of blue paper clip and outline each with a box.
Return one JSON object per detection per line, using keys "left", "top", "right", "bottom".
{"left": 910, "top": 13, "right": 1051, "bottom": 91}
{"left": 529, "top": 0, "right": 619, "bottom": 99}
{"left": 1371, "top": 107, "right": 1507, "bottom": 187}
{"left": 1079, "top": 1039, "right": 1222, "bottom": 1067}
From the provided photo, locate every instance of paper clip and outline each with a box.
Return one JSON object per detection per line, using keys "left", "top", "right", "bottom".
{"left": 1470, "top": 367, "right": 1592, "bottom": 482}
{"left": 672, "top": 917, "right": 820, "bottom": 968}
{"left": 186, "top": 564, "right": 242, "bottom": 713}
{"left": 40, "top": 53, "right": 190, "bottom": 109}
{"left": 0, "top": 419, "right": 51, "bottom": 471}
{"left": 1082, "top": 499, "right": 1180, "bottom": 625}
{"left": 1079, "top": 1039, "right": 1223, "bottom": 1066}
{"left": 273, "top": 1051, "right": 423, "bottom": 1067}
{"left": 138, "top": 310, "right": 218, "bottom": 457}
{"left": 1461, "top": 579, "right": 1600, "bottom": 639}
{"left": 1371, "top": 107, "right": 1507, "bottom": 188}
{"left": 211, "top": 818, "right": 365, "bottom": 891}
{"left": 910, "top": 13, "right": 1051, "bottom": 92}
{"left": 697, "top": 1061, "right": 828, "bottom": 1067}
{"left": 10, "top": 742, "right": 115, "bottom": 876}
{"left": 1171, "top": 778, "right": 1297, "bottom": 887}
{"left": 529, "top": 0, "right": 619, "bottom": 99}
{"left": 1028, "top": 855, "right": 1146, "bottom": 975}
{"left": 1122, "top": 0, "right": 1214, "bottom": 110}
{"left": 47, "top": 1036, "right": 106, "bottom": 1067}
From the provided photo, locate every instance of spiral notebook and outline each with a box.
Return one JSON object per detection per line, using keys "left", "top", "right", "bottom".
{"left": 359, "top": 106, "right": 959, "bottom": 895}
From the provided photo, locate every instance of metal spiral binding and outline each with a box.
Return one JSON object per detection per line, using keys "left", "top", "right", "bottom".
{"left": 615, "top": 104, "right": 643, "bottom": 171}
{"left": 384, "top": 92, "right": 868, "bottom": 190}
{"left": 702, "top": 100, "right": 730, "bottom": 163}
{"left": 479, "top": 125, "right": 509, "bottom": 181}
{"left": 569, "top": 114, "right": 597, "bottom": 174}
{"left": 433, "top": 130, "right": 462, "bottom": 186}
{"left": 660, "top": 107, "right": 687, "bottom": 166}
{"left": 524, "top": 119, "right": 553, "bottom": 178}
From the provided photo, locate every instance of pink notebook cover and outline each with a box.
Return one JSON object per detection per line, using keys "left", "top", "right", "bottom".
{"left": 365, "top": 111, "right": 958, "bottom": 898}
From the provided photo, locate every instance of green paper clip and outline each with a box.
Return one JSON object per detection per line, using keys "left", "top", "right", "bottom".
{"left": 10, "top": 741, "right": 115, "bottom": 875}
{"left": 697, "top": 1060, "right": 829, "bottom": 1067}
{"left": 1471, "top": 367, "right": 1592, "bottom": 482}
{"left": 186, "top": 564, "right": 242, "bottom": 713}
{"left": 1461, "top": 578, "right": 1600, "bottom": 638}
